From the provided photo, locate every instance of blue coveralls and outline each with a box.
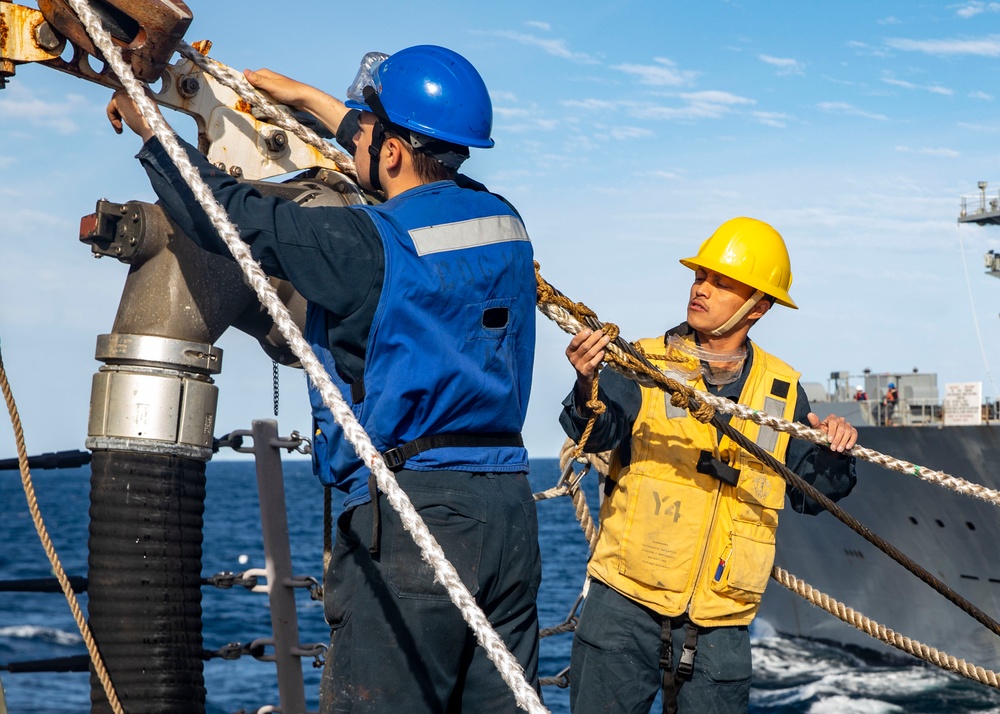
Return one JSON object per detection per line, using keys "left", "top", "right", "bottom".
{"left": 138, "top": 133, "right": 542, "bottom": 713}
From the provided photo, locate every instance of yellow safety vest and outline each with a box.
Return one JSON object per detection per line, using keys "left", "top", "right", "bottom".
{"left": 588, "top": 335, "right": 801, "bottom": 626}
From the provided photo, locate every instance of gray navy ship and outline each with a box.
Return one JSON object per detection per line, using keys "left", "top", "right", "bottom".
{"left": 761, "top": 184, "right": 1000, "bottom": 671}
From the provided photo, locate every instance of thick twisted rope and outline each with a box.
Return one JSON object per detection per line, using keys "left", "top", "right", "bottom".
{"left": 772, "top": 566, "right": 1000, "bottom": 689}
{"left": 179, "top": 25, "right": 1000, "bottom": 513}
{"left": 69, "top": 2, "right": 545, "bottom": 711}
{"left": 176, "top": 41, "right": 356, "bottom": 178}
{"left": 536, "top": 268, "right": 1000, "bottom": 655}
{"left": 0, "top": 345, "right": 124, "bottom": 713}
{"left": 534, "top": 441, "right": 601, "bottom": 552}
{"left": 535, "top": 265, "right": 1000, "bottom": 510}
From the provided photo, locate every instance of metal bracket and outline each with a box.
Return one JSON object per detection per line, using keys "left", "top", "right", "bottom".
{"left": 79, "top": 199, "right": 146, "bottom": 261}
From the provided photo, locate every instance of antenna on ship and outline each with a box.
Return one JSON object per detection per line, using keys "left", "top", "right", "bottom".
{"left": 957, "top": 179, "right": 1000, "bottom": 398}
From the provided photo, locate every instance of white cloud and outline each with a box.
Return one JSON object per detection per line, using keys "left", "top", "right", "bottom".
{"left": 561, "top": 98, "right": 617, "bottom": 112}
{"left": 679, "top": 90, "right": 754, "bottom": 105}
{"left": 759, "top": 54, "right": 805, "bottom": 76}
{"left": 817, "top": 102, "right": 889, "bottom": 120}
{"left": 494, "top": 106, "right": 531, "bottom": 119}
{"left": 752, "top": 111, "right": 793, "bottom": 128}
{"left": 886, "top": 36, "right": 1000, "bottom": 56}
{"left": 823, "top": 75, "right": 860, "bottom": 87}
{"left": 0, "top": 86, "right": 89, "bottom": 135}
{"left": 878, "top": 16, "right": 901, "bottom": 25}
{"left": 611, "top": 58, "right": 699, "bottom": 86}
{"left": 610, "top": 126, "right": 655, "bottom": 141}
{"left": 489, "top": 30, "right": 600, "bottom": 64}
{"left": 491, "top": 90, "right": 519, "bottom": 103}
{"left": 634, "top": 91, "right": 755, "bottom": 122}
{"left": 525, "top": 20, "right": 551, "bottom": 31}
{"left": 954, "top": 2, "right": 1000, "bottom": 18}
{"left": 957, "top": 121, "right": 1000, "bottom": 131}
{"left": 493, "top": 103, "right": 560, "bottom": 133}
{"left": 895, "top": 145, "right": 960, "bottom": 157}
{"left": 881, "top": 74, "right": 954, "bottom": 96}
{"left": 847, "top": 40, "right": 891, "bottom": 57}
{"left": 647, "top": 170, "right": 683, "bottom": 180}
{"left": 969, "top": 90, "right": 994, "bottom": 100}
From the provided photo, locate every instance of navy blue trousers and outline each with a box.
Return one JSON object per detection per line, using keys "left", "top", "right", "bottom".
{"left": 570, "top": 580, "right": 751, "bottom": 714}
{"left": 319, "top": 470, "right": 542, "bottom": 713}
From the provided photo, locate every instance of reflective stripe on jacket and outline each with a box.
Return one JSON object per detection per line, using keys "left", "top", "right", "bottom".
{"left": 307, "top": 180, "right": 535, "bottom": 505}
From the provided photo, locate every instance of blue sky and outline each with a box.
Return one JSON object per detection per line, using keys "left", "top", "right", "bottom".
{"left": 2, "top": 1, "right": 1000, "bottom": 458}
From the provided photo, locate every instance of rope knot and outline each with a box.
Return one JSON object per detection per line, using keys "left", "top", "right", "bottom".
{"left": 669, "top": 391, "right": 689, "bottom": 409}
{"left": 690, "top": 399, "right": 716, "bottom": 424}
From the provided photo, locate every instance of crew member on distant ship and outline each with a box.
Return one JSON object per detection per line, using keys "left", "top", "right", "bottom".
{"left": 854, "top": 385, "right": 868, "bottom": 401}
{"left": 107, "top": 45, "right": 540, "bottom": 713}
{"left": 560, "top": 217, "right": 858, "bottom": 714}
{"left": 884, "top": 382, "right": 899, "bottom": 425}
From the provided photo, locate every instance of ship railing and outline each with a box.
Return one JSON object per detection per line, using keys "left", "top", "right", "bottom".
{"left": 903, "top": 397, "right": 941, "bottom": 426}
{"left": 960, "top": 189, "right": 1000, "bottom": 218}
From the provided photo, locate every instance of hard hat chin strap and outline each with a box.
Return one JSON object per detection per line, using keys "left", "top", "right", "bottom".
{"left": 708, "top": 290, "right": 765, "bottom": 337}
{"left": 366, "top": 120, "right": 385, "bottom": 193}
{"left": 362, "top": 86, "right": 390, "bottom": 193}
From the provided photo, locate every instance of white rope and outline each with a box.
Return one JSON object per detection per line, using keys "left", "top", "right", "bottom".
{"left": 956, "top": 223, "right": 1000, "bottom": 397}
{"left": 67, "top": 2, "right": 545, "bottom": 711}
{"left": 176, "top": 22, "right": 1000, "bottom": 517}
{"left": 175, "top": 42, "right": 357, "bottom": 178}
{"left": 537, "top": 300, "right": 1000, "bottom": 510}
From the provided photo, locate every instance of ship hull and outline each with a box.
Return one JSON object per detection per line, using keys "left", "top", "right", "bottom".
{"left": 762, "top": 425, "right": 1000, "bottom": 669}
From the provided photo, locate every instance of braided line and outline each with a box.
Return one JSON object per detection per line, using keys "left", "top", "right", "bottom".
{"left": 535, "top": 269, "right": 1000, "bottom": 509}
{"left": 0, "top": 346, "right": 124, "bottom": 713}
{"left": 772, "top": 566, "right": 1000, "bottom": 689}
{"left": 70, "top": 2, "right": 545, "bottom": 710}
{"left": 176, "top": 41, "right": 356, "bottom": 178}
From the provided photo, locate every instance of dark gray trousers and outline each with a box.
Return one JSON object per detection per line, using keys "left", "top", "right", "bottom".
{"left": 570, "top": 580, "right": 752, "bottom": 714}
{"left": 320, "top": 470, "right": 542, "bottom": 713}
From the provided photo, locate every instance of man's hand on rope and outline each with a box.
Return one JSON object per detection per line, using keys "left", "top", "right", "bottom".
{"left": 567, "top": 329, "right": 611, "bottom": 412}
{"left": 107, "top": 88, "right": 157, "bottom": 143}
{"left": 243, "top": 68, "right": 351, "bottom": 137}
{"left": 807, "top": 412, "right": 857, "bottom": 453}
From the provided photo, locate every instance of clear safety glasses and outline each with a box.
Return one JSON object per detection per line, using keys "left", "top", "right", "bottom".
{"left": 346, "top": 51, "right": 390, "bottom": 107}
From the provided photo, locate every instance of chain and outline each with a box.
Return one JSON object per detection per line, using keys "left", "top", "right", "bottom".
{"left": 202, "top": 570, "right": 260, "bottom": 590}
{"left": 272, "top": 360, "right": 279, "bottom": 417}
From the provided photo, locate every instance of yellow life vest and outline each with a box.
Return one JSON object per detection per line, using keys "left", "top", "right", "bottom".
{"left": 588, "top": 334, "right": 801, "bottom": 626}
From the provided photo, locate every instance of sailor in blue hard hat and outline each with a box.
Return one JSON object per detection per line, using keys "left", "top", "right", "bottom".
{"left": 110, "top": 45, "right": 540, "bottom": 713}
{"left": 246, "top": 45, "right": 493, "bottom": 195}
{"left": 341, "top": 46, "right": 493, "bottom": 192}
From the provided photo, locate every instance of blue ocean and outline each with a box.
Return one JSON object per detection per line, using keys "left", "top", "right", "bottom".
{"left": 1, "top": 457, "right": 999, "bottom": 713}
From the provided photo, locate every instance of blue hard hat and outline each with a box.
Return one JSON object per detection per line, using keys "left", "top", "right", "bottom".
{"left": 888, "top": 383, "right": 895, "bottom": 388}
{"left": 345, "top": 45, "right": 495, "bottom": 149}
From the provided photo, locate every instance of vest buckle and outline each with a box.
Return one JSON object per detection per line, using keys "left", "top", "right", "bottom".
{"left": 381, "top": 446, "right": 407, "bottom": 470}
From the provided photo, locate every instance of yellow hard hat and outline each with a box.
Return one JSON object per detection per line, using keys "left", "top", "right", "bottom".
{"left": 679, "top": 217, "right": 797, "bottom": 309}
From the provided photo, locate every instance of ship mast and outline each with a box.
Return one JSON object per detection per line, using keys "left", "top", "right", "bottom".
{"left": 959, "top": 181, "right": 1000, "bottom": 278}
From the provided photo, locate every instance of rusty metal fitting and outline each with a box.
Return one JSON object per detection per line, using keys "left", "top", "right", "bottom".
{"left": 264, "top": 130, "right": 287, "bottom": 153}
{"left": 33, "top": 20, "right": 63, "bottom": 52}
{"left": 177, "top": 74, "right": 199, "bottom": 98}
{"left": 37, "top": 0, "right": 193, "bottom": 82}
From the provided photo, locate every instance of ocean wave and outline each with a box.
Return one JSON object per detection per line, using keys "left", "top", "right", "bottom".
{"left": 0, "top": 625, "right": 82, "bottom": 646}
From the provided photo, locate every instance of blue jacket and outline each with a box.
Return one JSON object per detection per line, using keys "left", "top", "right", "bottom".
{"left": 308, "top": 181, "right": 535, "bottom": 507}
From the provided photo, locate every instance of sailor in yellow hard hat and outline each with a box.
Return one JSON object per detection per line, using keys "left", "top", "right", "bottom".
{"left": 560, "top": 217, "right": 858, "bottom": 714}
